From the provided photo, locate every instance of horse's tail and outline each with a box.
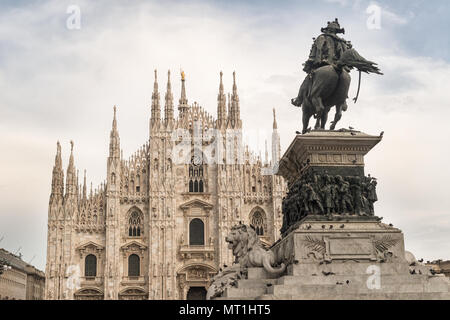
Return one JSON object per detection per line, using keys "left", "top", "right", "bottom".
{"left": 339, "top": 48, "right": 383, "bottom": 75}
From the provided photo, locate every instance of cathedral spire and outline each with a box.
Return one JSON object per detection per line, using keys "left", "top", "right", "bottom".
{"left": 65, "top": 140, "right": 77, "bottom": 198}
{"left": 82, "top": 169, "right": 87, "bottom": 202}
{"left": 265, "top": 140, "right": 269, "bottom": 165}
{"left": 50, "top": 141, "right": 64, "bottom": 202}
{"left": 178, "top": 70, "right": 189, "bottom": 117}
{"left": 232, "top": 71, "right": 238, "bottom": 97}
{"left": 109, "top": 106, "right": 120, "bottom": 159}
{"left": 230, "top": 71, "right": 242, "bottom": 128}
{"left": 164, "top": 69, "right": 174, "bottom": 125}
{"left": 217, "top": 71, "right": 227, "bottom": 129}
{"left": 151, "top": 69, "right": 161, "bottom": 127}
{"left": 273, "top": 108, "right": 278, "bottom": 129}
{"left": 272, "top": 108, "right": 281, "bottom": 164}
{"left": 227, "top": 92, "right": 231, "bottom": 128}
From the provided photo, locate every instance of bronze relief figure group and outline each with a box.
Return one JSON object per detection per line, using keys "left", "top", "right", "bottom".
{"left": 280, "top": 171, "right": 378, "bottom": 234}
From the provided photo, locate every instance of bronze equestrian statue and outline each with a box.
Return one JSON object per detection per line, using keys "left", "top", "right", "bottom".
{"left": 291, "top": 19, "right": 383, "bottom": 134}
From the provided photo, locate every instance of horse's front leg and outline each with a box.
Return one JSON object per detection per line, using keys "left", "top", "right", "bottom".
{"left": 314, "top": 114, "right": 321, "bottom": 130}
{"left": 330, "top": 103, "right": 344, "bottom": 130}
{"left": 302, "top": 108, "right": 311, "bottom": 134}
{"left": 311, "top": 96, "right": 325, "bottom": 115}
{"left": 320, "top": 110, "right": 329, "bottom": 129}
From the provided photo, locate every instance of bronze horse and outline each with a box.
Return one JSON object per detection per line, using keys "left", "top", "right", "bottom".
{"left": 291, "top": 48, "right": 382, "bottom": 134}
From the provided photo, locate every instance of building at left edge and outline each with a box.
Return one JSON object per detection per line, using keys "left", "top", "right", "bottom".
{"left": 0, "top": 248, "right": 45, "bottom": 300}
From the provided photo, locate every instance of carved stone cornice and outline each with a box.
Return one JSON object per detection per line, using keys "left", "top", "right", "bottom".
{"left": 120, "top": 240, "right": 147, "bottom": 252}
{"left": 76, "top": 241, "right": 104, "bottom": 259}
{"left": 179, "top": 198, "right": 213, "bottom": 215}
{"left": 277, "top": 131, "right": 382, "bottom": 186}
{"left": 179, "top": 245, "right": 215, "bottom": 261}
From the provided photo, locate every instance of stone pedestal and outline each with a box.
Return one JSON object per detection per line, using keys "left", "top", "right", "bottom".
{"left": 215, "top": 130, "right": 450, "bottom": 300}
{"left": 277, "top": 130, "right": 382, "bottom": 186}
{"left": 277, "top": 130, "right": 383, "bottom": 236}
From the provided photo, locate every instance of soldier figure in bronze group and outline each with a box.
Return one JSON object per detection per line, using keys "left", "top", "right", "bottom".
{"left": 281, "top": 170, "right": 380, "bottom": 233}
{"left": 291, "top": 18, "right": 383, "bottom": 134}
{"left": 350, "top": 176, "right": 366, "bottom": 216}
{"left": 321, "top": 174, "right": 334, "bottom": 215}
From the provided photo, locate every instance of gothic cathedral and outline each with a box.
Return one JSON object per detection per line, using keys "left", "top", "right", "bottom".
{"left": 45, "top": 70, "right": 286, "bottom": 300}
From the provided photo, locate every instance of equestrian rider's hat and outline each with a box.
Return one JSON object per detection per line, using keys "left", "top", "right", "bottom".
{"left": 321, "top": 18, "right": 345, "bottom": 34}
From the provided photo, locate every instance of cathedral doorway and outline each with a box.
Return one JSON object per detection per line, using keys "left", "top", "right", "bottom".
{"left": 186, "top": 287, "right": 207, "bottom": 300}
{"left": 176, "top": 264, "right": 217, "bottom": 299}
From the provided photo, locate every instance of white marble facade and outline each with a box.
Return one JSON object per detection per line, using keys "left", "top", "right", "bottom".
{"left": 45, "top": 71, "right": 286, "bottom": 300}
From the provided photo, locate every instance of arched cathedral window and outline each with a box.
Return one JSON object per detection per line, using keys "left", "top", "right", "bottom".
{"left": 128, "top": 254, "right": 140, "bottom": 277}
{"left": 250, "top": 210, "right": 266, "bottom": 236}
{"left": 85, "top": 254, "right": 97, "bottom": 277}
{"left": 188, "top": 153, "right": 206, "bottom": 193}
{"left": 128, "top": 210, "right": 143, "bottom": 237}
{"left": 189, "top": 218, "right": 205, "bottom": 245}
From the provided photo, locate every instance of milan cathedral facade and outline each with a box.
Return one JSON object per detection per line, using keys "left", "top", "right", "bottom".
{"left": 45, "top": 71, "right": 286, "bottom": 300}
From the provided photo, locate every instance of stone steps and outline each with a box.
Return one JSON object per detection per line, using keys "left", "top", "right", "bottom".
{"left": 257, "top": 292, "right": 450, "bottom": 300}
{"left": 219, "top": 272, "right": 450, "bottom": 300}
{"left": 287, "top": 262, "right": 411, "bottom": 277}
{"left": 223, "top": 286, "right": 267, "bottom": 298}
{"left": 267, "top": 280, "right": 450, "bottom": 297}
{"left": 237, "top": 279, "right": 277, "bottom": 289}
{"left": 276, "top": 274, "right": 434, "bottom": 286}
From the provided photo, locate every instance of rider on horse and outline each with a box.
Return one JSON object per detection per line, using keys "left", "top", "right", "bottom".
{"left": 292, "top": 18, "right": 352, "bottom": 114}
{"left": 304, "top": 18, "right": 351, "bottom": 74}
{"left": 291, "top": 19, "right": 382, "bottom": 134}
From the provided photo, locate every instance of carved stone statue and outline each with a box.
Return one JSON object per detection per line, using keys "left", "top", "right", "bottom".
{"left": 227, "top": 224, "right": 285, "bottom": 273}
{"left": 291, "top": 18, "right": 383, "bottom": 133}
{"left": 207, "top": 224, "right": 286, "bottom": 300}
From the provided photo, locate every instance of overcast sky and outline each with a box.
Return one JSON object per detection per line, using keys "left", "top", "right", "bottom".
{"left": 0, "top": 0, "right": 449, "bottom": 270}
